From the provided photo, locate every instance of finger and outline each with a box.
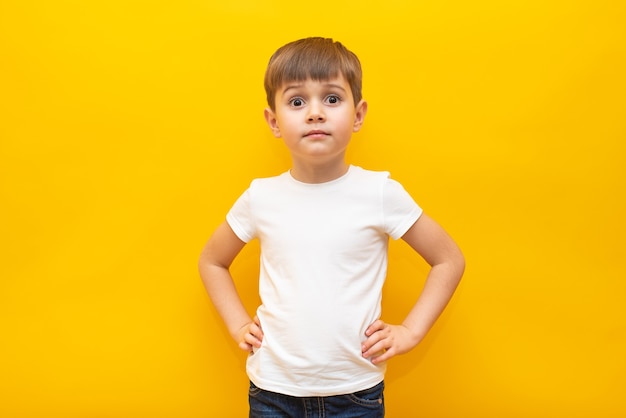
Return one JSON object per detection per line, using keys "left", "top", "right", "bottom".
{"left": 362, "top": 332, "right": 382, "bottom": 354}
{"left": 244, "top": 328, "right": 263, "bottom": 348}
{"left": 249, "top": 323, "right": 264, "bottom": 342}
{"left": 362, "top": 325, "right": 388, "bottom": 351}
{"left": 362, "top": 323, "right": 389, "bottom": 352}
{"left": 243, "top": 323, "right": 263, "bottom": 348}
{"left": 252, "top": 316, "right": 264, "bottom": 341}
{"left": 362, "top": 338, "right": 387, "bottom": 358}
{"left": 370, "top": 347, "right": 393, "bottom": 364}
{"left": 365, "top": 320, "right": 386, "bottom": 337}
{"left": 239, "top": 341, "right": 253, "bottom": 352}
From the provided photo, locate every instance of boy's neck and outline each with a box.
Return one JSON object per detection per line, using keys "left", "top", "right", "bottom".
{"left": 289, "top": 160, "right": 350, "bottom": 184}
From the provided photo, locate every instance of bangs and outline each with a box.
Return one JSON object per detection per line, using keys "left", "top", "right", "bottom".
{"left": 270, "top": 47, "right": 343, "bottom": 86}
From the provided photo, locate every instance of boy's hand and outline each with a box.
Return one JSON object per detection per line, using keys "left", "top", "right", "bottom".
{"left": 235, "top": 315, "right": 264, "bottom": 352}
{"left": 362, "top": 320, "right": 418, "bottom": 364}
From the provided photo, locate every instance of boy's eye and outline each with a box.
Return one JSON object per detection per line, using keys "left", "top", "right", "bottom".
{"left": 326, "top": 95, "right": 341, "bottom": 104}
{"left": 289, "top": 98, "right": 304, "bottom": 107}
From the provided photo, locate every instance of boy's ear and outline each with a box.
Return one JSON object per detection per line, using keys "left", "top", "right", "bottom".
{"left": 353, "top": 99, "right": 368, "bottom": 132}
{"left": 264, "top": 108, "right": 281, "bottom": 138}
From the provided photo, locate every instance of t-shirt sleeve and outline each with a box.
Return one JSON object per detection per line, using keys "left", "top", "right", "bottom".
{"left": 226, "top": 187, "right": 256, "bottom": 243}
{"left": 383, "top": 177, "right": 423, "bottom": 240}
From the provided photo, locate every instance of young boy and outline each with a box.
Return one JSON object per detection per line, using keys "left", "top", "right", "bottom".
{"left": 199, "top": 37, "right": 465, "bottom": 417}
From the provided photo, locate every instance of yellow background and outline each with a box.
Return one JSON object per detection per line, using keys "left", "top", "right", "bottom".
{"left": 1, "top": 1, "right": 625, "bottom": 416}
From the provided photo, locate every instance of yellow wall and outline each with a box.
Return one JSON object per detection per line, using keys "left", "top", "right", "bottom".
{"left": 1, "top": 1, "right": 624, "bottom": 416}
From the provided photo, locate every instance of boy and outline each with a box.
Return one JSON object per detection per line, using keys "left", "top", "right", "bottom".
{"left": 198, "top": 37, "right": 465, "bottom": 417}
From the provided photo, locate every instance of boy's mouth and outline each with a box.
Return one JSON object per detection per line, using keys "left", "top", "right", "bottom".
{"left": 304, "top": 129, "right": 328, "bottom": 138}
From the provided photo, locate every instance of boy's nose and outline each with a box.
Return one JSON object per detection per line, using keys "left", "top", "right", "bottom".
{"left": 307, "top": 113, "right": 325, "bottom": 122}
{"left": 306, "top": 102, "right": 325, "bottom": 122}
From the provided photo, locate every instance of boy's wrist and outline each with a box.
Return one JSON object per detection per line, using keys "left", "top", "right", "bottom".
{"left": 401, "top": 323, "right": 426, "bottom": 347}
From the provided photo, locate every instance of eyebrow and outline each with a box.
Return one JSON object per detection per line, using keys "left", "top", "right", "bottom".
{"left": 281, "top": 82, "right": 347, "bottom": 95}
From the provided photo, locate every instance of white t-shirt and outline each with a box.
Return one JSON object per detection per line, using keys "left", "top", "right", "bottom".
{"left": 227, "top": 165, "right": 422, "bottom": 397}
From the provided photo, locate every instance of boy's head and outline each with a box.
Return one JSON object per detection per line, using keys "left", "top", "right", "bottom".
{"left": 264, "top": 37, "right": 363, "bottom": 111}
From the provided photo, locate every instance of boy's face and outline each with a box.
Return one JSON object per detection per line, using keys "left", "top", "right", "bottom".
{"left": 264, "top": 75, "right": 367, "bottom": 169}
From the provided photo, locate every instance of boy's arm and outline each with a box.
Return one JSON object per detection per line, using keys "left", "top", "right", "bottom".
{"left": 198, "top": 221, "right": 263, "bottom": 352}
{"left": 362, "top": 213, "right": 465, "bottom": 364}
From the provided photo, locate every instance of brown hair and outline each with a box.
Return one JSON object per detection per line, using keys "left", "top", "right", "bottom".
{"left": 264, "top": 37, "right": 363, "bottom": 110}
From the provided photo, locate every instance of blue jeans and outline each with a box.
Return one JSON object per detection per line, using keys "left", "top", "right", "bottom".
{"left": 248, "top": 380, "right": 385, "bottom": 417}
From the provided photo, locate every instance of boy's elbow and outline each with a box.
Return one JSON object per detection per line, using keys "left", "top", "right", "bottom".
{"left": 197, "top": 244, "right": 233, "bottom": 279}
{"left": 198, "top": 256, "right": 208, "bottom": 280}
{"left": 197, "top": 247, "right": 214, "bottom": 277}
{"left": 453, "top": 247, "right": 465, "bottom": 282}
